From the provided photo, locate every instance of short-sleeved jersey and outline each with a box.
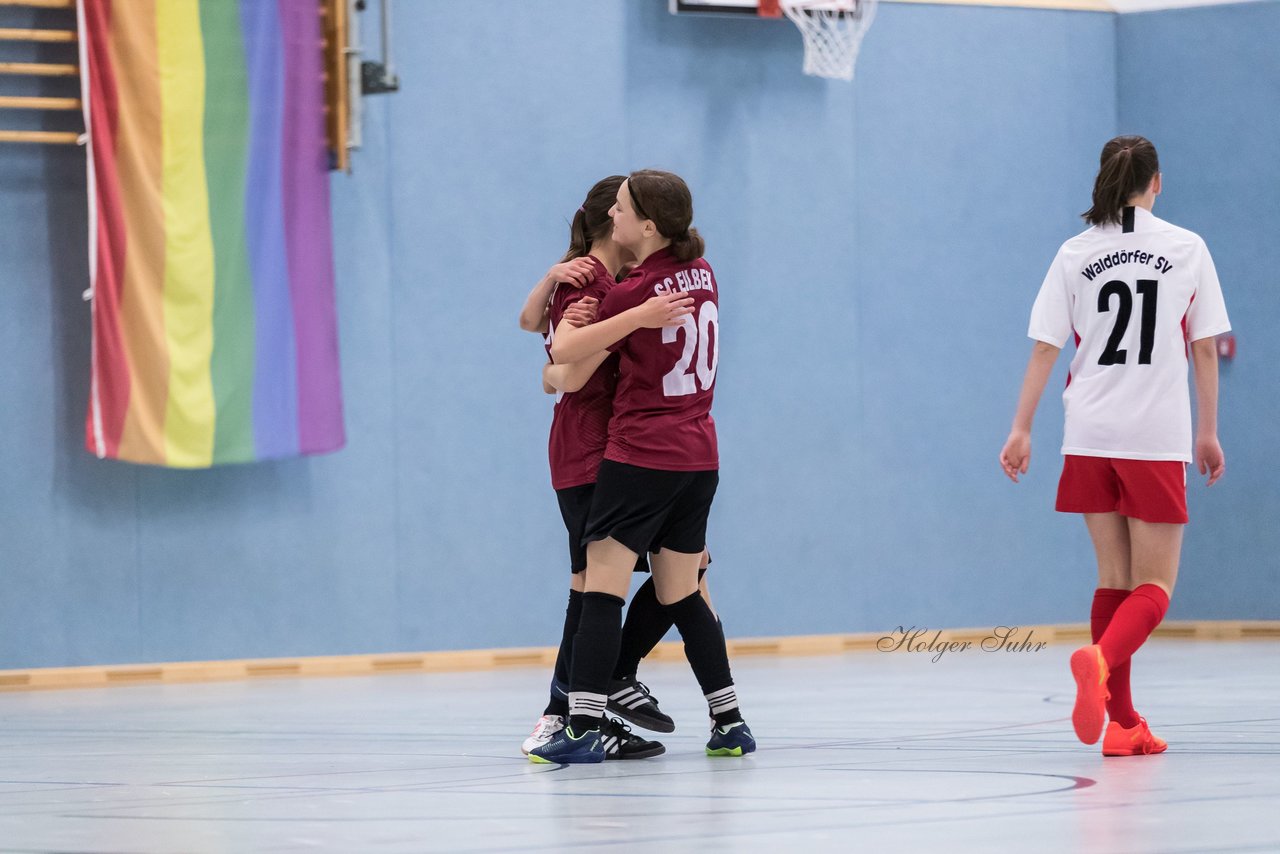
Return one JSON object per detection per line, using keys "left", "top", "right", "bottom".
{"left": 544, "top": 256, "right": 620, "bottom": 489}
{"left": 594, "top": 247, "right": 719, "bottom": 472}
{"left": 1028, "top": 206, "right": 1231, "bottom": 462}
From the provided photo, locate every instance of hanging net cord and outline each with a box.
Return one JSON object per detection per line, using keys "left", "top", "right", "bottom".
{"left": 780, "top": 0, "right": 877, "bottom": 82}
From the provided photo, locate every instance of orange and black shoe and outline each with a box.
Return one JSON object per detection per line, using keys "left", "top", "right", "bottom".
{"left": 1102, "top": 717, "right": 1168, "bottom": 756}
{"left": 1069, "top": 644, "right": 1111, "bottom": 745}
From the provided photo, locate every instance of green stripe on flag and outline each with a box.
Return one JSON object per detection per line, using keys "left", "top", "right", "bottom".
{"left": 201, "top": 0, "right": 257, "bottom": 463}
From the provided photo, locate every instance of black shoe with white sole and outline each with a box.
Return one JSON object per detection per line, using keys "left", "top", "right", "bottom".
{"left": 601, "top": 717, "right": 665, "bottom": 760}
{"left": 606, "top": 675, "right": 676, "bottom": 733}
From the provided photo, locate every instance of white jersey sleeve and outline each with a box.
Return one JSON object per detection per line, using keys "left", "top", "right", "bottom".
{"left": 1027, "top": 249, "right": 1073, "bottom": 348}
{"left": 1185, "top": 240, "right": 1232, "bottom": 342}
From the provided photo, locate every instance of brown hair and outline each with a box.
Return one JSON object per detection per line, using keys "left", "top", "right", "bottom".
{"left": 562, "top": 175, "right": 626, "bottom": 262}
{"left": 1082, "top": 136, "right": 1160, "bottom": 227}
{"left": 627, "top": 169, "right": 705, "bottom": 262}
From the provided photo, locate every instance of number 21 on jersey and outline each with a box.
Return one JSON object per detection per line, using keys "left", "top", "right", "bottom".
{"left": 1097, "top": 278, "right": 1158, "bottom": 366}
{"left": 663, "top": 302, "right": 719, "bottom": 397}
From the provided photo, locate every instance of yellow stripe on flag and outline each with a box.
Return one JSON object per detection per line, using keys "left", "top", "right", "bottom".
{"left": 157, "top": 0, "right": 215, "bottom": 467}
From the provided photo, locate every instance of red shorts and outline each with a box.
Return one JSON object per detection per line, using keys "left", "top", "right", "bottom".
{"left": 1055, "top": 455, "right": 1188, "bottom": 524}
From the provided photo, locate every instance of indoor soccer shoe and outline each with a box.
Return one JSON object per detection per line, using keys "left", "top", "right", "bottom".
{"left": 601, "top": 717, "right": 665, "bottom": 760}
{"left": 1102, "top": 716, "right": 1168, "bottom": 756}
{"left": 521, "top": 714, "right": 564, "bottom": 756}
{"left": 1069, "top": 644, "right": 1111, "bottom": 745}
{"left": 606, "top": 676, "right": 675, "bottom": 733}
{"left": 706, "top": 720, "right": 756, "bottom": 757}
{"left": 527, "top": 725, "right": 606, "bottom": 765}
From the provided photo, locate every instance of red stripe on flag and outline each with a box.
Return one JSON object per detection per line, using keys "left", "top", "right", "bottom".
{"left": 82, "top": 0, "right": 130, "bottom": 458}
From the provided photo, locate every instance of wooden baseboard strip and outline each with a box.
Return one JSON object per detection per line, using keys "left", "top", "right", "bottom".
{"left": 0, "top": 620, "right": 1274, "bottom": 693}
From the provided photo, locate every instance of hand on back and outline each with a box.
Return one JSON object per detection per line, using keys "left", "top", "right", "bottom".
{"left": 634, "top": 292, "right": 694, "bottom": 329}
{"left": 549, "top": 257, "right": 597, "bottom": 289}
{"left": 562, "top": 297, "right": 599, "bottom": 328}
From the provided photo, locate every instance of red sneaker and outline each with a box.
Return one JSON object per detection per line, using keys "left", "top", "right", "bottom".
{"left": 1069, "top": 644, "right": 1111, "bottom": 745}
{"left": 1103, "top": 716, "right": 1168, "bottom": 756}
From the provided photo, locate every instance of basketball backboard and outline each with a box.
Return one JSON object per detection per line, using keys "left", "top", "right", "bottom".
{"left": 669, "top": 1, "right": 770, "bottom": 16}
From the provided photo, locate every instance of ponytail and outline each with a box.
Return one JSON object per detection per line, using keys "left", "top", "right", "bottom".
{"left": 669, "top": 226, "right": 705, "bottom": 262}
{"left": 561, "top": 208, "right": 590, "bottom": 262}
{"left": 1082, "top": 136, "right": 1159, "bottom": 227}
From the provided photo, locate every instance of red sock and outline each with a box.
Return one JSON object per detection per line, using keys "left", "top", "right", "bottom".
{"left": 1098, "top": 584, "right": 1170, "bottom": 672}
{"left": 1090, "top": 588, "right": 1129, "bottom": 642}
{"left": 1091, "top": 587, "right": 1138, "bottom": 729}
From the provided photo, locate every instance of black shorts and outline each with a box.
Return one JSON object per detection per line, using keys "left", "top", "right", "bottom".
{"left": 582, "top": 460, "right": 718, "bottom": 557}
{"left": 556, "top": 484, "right": 651, "bottom": 574}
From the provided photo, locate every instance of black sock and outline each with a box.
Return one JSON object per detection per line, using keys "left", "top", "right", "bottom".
{"left": 567, "top": 592, "right": 624, "bottom": 733}
{"left": 544, "top": 589, "right": 582, "bottom": 717}
{"left": 666, "top": 591, "right": 742, "bottom": 726}
{"left": 613, "top": 570, "right": 711, "bottom": 680}
{"left": 613, "top": 577, "right": 671, "bottom": 680}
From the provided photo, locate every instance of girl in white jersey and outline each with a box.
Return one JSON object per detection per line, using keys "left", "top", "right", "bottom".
{"left": 1000, "top": 136, "right": 1229, "bottom": 756}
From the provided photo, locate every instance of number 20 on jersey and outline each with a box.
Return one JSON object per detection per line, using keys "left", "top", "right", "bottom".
{"left": 663, "top": 302, "right": 719, "bottom": 397}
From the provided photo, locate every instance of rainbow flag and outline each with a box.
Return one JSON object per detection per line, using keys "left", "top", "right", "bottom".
{"left": 76, "top": 0, "right": 345, "bottom": 467}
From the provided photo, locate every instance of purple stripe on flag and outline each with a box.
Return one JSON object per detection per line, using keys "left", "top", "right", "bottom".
{"left": 241, "top": 0, "right": 299, "bottom": 458}
{"left": 279, "top": 0, "right": 345, "bottom": 454}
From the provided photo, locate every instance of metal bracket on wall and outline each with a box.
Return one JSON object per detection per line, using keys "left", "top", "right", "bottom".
{"left": 361, "top": 60, "right": 398, "bottom": 95}
{"left": 358, "top": 0, "right": 398, "bottom": 95}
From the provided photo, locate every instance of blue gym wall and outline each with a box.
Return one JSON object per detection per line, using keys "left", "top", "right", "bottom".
{"left": 0, "top": 0, "right": 1273, "bottom": 669}
{"left": 1117, "top": 1, "right": 1280, "bottom": 617}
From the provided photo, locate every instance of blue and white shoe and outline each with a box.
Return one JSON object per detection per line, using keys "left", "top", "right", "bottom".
{"left": 528, "top": 725, "right": 606, "bottom": 764}
{"left": 706, "top": 720, "right": 756, "bottom": 757}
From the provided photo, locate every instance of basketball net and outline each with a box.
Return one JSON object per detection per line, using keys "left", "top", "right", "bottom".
{"left": 769, "top": 0, "right": 877, "bottom": 82}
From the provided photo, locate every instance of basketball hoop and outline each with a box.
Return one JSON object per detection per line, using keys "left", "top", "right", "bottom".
{"left": 776, "top": 0, "right": 877, "bottom": 82}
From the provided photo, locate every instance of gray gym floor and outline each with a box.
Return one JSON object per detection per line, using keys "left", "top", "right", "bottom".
{"left": 1, "top": 640, "right": 1276, "bottom": 852}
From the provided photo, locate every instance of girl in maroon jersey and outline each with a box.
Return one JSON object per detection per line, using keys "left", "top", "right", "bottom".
{"left": 530, "top": 170, "right": 754, "bottom": 763}
{"left": 517, "top": 175, "right": 712, "bottom": 760}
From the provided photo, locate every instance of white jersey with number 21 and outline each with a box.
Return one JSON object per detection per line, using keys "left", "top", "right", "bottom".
{"left": 1028, "top": 206, "right": 1231, "bottom": 462}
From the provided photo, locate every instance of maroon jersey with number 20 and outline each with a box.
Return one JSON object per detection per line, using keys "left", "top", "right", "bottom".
{"left": 544, "top": 257, "right": 619, "bottom": 490}
{"left": 594, "top": 247, "right": 719, "bottom": 471}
